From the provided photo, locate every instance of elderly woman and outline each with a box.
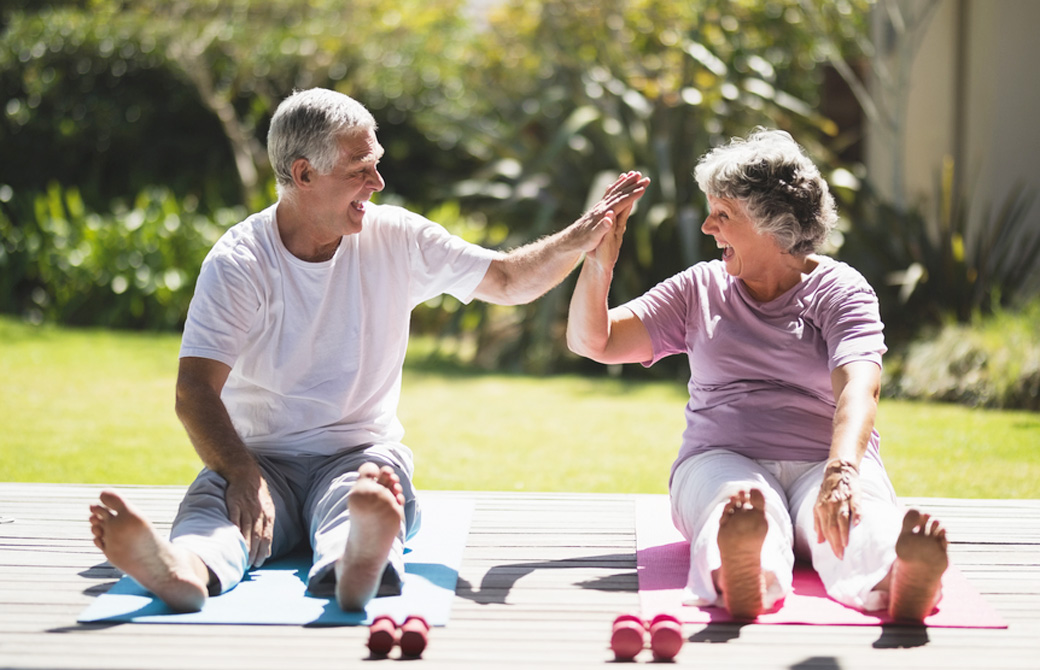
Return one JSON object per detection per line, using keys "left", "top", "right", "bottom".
{"left": 567, "top": 128, "right": 948, "bottom": 621}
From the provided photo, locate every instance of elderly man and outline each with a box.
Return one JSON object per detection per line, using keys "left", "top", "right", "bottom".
{"left": 89, "top": 88, "right": 648, "bottom": 612}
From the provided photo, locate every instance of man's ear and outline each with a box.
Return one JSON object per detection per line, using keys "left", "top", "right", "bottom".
{"left": 290, "top": 158, "right": 314, "bottom": 188}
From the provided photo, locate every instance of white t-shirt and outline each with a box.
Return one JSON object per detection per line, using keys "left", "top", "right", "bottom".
{"left": 179, "top": 202, "right": 497, "bottom": 462}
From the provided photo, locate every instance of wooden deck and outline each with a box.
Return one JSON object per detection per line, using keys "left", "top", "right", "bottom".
{"left": 1, "top": 483, "right": 1038, "bottom": 669}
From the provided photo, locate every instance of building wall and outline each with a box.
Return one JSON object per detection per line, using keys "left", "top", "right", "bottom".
{"left": 867, "top": 0, "right": 1040, "bottom": 228}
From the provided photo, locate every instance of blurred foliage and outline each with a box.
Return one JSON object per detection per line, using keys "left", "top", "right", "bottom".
{"left": 14, "top": 0, "right": 1038, "bottom": 385}
{"left": 0, "top": 183, "right": 242, "bottom": 329}
{"left": 837, "top": 167, "right": 1040, "bottom": 345}
{"left": 1, "top": 0, "right": 876, "bottom": 361}
{"left": 427, "top": 0, "right": 874, "bottom": 373}
{"left": 891, "top": 300, "right": 1040, "bottom": 411}
{"left": 0, "top": 0, "right": 474, "bottom": 210}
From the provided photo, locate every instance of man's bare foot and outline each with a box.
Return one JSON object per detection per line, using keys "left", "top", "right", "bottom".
{"left": 887, "top": 509, "right": 948, "bottom": 621}
{"left": 335, "top": 463, "right": 405, "bottom": 611}
{"left": 88, "top": 490, "right": 209, "bottom": 612}
{"left": 715, "top": 488, "right": 769, "bottom": 619}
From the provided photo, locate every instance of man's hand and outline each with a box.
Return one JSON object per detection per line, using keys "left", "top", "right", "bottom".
{"left": 225, "top": 472, "right": 276, "bottom": 568}
{"left": 571, "top": 172, "right": 649, "bottom": 255}
{"left": 471, "top": 171, "right": 648, "bottom": 306}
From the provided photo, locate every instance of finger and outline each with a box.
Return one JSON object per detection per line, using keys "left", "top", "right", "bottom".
{"left": 838, "top": 504, "right": 851, "bottom": 548}
{"left": 606, "top": 171, "right": 640, "bottom": 193}
{"left": 250, "top": 516, "right": 266, "bottom": 566}
{"left": 255, "top": 518, "right": 273, "bottom": 567}
{"left": 825, "top": 520, "right": 845, "bottom": 559}
{"left": 230, "top": 505, "right": 255, "bottom": 561}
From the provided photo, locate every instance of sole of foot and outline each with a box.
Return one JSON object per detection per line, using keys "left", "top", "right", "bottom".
{"left": 716, "top": 488, "right": 769, "bottom": 620}
{"left": 888, "top": 509, "right": 948, "bottom": 622}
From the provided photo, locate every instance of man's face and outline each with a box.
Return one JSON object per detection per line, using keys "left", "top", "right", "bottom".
{"left": 309, "top": 127, "right": 385, "bottom": 236}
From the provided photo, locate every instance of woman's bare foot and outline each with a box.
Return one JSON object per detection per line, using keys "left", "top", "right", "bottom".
{"left": 335, "top": 463, "right": 406, "bottom": 611}
{"left": 887, "top": 509, "right": 949, "bottom": 621}
{"left": 88, "top": 490, "right": 209, "bottom": 612}
{"left": 715, "top": 488, "right": 769, "bottom": 619}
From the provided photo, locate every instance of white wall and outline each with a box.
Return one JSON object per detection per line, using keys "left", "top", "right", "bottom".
{"left": 867, "top": 0, "right": 1040, "bottom": 231}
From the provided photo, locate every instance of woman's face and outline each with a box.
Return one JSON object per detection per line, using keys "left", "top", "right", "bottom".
{"left": 700, "top": 195, "right": 783, "bottom": 279}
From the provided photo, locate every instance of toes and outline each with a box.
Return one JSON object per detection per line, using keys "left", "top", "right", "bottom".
{"left": 357, "top": 462, "right": 381, "bottom": 479}
{"left": 98, "top": 491, "right": 128, "bottom": 514}
{"left": 901, "top": 509, "right": 922, "bottom": 532}
{"left": 748, "top": 488, "right": 766, "bottom": 510}
{"left": 375, "top": 466, "right": 398, "bottom": 488}
{"left": 89, "top": 505, "right": 113, "bottom": 523}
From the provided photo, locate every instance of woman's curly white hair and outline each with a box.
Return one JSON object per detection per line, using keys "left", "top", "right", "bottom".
{"left": 693, "top": 128, "right": 838, "bottom": 255}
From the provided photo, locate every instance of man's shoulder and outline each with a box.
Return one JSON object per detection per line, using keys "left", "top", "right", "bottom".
{"left": 362, "top": 203, "right": 456, "bottom": 247}
{"left": 208, "top": 207, "right": 276, "bottom": 260}
{"left": 364, "top": 202, "right": 432, "bottom": 231}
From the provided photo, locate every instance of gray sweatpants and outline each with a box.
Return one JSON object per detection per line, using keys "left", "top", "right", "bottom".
{"left": 168, "top": 445, "right": 420, "bottom": 597}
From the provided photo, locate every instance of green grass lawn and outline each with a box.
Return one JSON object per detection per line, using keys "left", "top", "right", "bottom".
{"left": 1, "top": 316, "right": 1038, "bottom": 497}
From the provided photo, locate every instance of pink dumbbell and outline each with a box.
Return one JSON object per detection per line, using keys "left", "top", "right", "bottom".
{"left": 648, "top": 613, "right": 684, "bottom": 661}
{"left": 610, "top": 613, "right": 647, "bottom": 661}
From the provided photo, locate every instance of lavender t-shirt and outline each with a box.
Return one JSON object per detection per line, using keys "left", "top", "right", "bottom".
{"left": 623, "top": 256, "right": 886, "bottom": 480}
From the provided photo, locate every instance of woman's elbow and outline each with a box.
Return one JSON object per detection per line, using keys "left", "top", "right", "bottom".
{"left": 566, "top": 330, "right": 610, "bottom": 363}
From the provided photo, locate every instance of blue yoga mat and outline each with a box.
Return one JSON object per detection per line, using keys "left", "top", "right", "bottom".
{"left": 78, "top": 494, "right": 473, "bottom": 626}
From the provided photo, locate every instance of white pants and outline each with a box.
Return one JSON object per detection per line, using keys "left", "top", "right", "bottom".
{"left": 168, "top": 446, "right": 420, "bottom": 597}
{"left": 669, "top": 449, "right": 902, "bottom": 612}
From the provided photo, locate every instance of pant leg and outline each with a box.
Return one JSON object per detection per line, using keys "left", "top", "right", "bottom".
{"left": 789, "top": 456, "right": 902, "bottom": 611}
{"left": 168, "top": 455, "right": 307, "bottom": 595}
{"left": 303, "top": 446, "right": 419, "bottom": 597}
{"left": 669, "top": 450, "right": 795, "bottom": 609}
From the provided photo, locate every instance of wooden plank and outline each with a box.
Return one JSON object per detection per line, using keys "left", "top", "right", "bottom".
{"left": 0, "top": 484, "right": 1038, "bottom": 670}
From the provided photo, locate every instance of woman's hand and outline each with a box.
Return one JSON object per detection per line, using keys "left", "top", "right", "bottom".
{"left": 813, "top": 459, "right": 862, "bottom": 559}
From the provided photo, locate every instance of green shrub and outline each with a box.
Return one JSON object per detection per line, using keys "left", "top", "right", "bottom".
{"left": 838, "top": 177, "right": 1040, "bottom": 346}
{"left": 0, "top": 183, "right": 243, "bottom": 329}
{"left": 894, "top": 301, "right": 1040, "bottom": 410}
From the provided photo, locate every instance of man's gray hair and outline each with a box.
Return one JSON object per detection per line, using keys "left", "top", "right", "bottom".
{"left": 693, "top": 128, "right": 837, "bottom": 255}
{"left": 267, "top": 88, "right": 377, "bottom": 195}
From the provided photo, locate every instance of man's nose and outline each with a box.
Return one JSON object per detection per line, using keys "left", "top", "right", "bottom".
{"left": 371, "top": 169, "right": 385, "bottom": 192}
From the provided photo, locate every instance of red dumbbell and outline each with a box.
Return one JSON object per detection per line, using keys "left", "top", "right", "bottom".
{"left": 367, "top": 615, "right": 399, "bottom": 657}
{"left": 399, "top": 615, "right": 430, "bottom": 658}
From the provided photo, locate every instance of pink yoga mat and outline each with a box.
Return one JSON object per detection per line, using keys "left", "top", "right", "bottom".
{"left": 635, "top": 496, "right": 1006, "bottom": 628}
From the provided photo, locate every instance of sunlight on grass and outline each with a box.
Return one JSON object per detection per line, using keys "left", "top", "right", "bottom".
{"left": 878, "top": 400, "right": 1040, "bottom": 498}
{"left": 0, "top": 319, "right": 201, "bottom": 484}
{"left": 1, "top": 317, "right": 1037, "bottom": 498}
{"left": 400, "top": 368, "right": 686, "bottom": 494}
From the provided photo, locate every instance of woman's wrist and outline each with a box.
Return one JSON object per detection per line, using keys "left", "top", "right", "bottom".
{"left": 824, "top": 458, "right": 859, "bottom": 475}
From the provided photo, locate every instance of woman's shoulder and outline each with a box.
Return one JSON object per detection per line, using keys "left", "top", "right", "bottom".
{"left": 807, "top": 255, "right": 875, "bottom": 293}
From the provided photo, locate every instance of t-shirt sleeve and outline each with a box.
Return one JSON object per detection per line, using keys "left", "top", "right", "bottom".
{"left": 621, "top": 269, "right": 693, "bottom": 366}
{"left": 178, "top": 249, "right": 260, "bottom": 368}
{"left": 815, "top": 274, "right": 887, "bottom": 372}
{"left": 404, "top": 213, "right": 498, "bottom": 308}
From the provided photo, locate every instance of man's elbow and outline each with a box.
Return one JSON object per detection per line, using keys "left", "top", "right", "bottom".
{"left": 474, "top": 261, "right": 524, "bottom": 306}
{"left": 173, "top": 379, "right": 195, "bottom": 423}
